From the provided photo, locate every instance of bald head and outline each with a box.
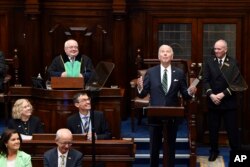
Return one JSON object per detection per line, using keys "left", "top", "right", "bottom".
{"left": 55, "top": 128, "right": 73, "bottom": 154}
{"left": 64, "top": 39, "right": 79, "bottom": 58}
{"left": 214, "top": 39, "right": 228, "bottom": 59}
{"left": 214, "top": 39, "right": 228, "bottom": 49}
{"left": 55, "top": 128, "right": 73, "bottom": 141}
{"left": 64, "top": 39, "right": 78, "bottom": 48}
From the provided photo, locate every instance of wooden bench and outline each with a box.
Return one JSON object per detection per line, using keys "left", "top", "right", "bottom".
{"left": 22, "top": 134, "right": 135, "bottom": 167}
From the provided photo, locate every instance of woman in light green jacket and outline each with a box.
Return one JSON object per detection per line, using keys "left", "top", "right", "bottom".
{"left": 0, "top": 129, "right": 32, "bottom": 167}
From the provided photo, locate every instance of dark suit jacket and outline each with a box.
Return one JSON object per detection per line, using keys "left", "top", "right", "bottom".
{"left": 138, "top": 65, "right": 192, "bottom": 106}
{"left": 47, "top": 53, "right": 94, "bottom": 82}
{"left": 203, "top": 55, "right": 237, "bottom": 110}
{"left": 138, "top": 64, "right": 192, "bottom": 167}
{"left": 7, "top": 115, "right": 44, "bottom": 135}
{"left": 67, "top": 111, "right": 111, "bottom": 139}
{"left": 44, "top": 147, "right": 83, "bottom": 167}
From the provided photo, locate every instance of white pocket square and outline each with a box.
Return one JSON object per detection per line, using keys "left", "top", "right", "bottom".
{"left": 174, "top": 79, "right": 179, "bottom": 82}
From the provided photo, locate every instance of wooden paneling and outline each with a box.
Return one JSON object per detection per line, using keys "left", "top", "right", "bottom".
{"left": 0, "top": 13, "right": 8, "bottom": 54}
{"left": 1, "top": 0, "right": 250, "bottom": 144}
{"left": 9, "top": 87, "right": 124, "bottom": 139}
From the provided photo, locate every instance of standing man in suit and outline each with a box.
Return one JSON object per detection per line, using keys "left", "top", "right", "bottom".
{"left": 203, "top": 39, "right": 242, "bottom": 161}
{"left": 0, "top": 51, "right": 6, "bottom": 91}
{"left": 137, "top": 44, "right": 196, "bottom": 167}
{"left": 67, "top": 92, "right": 111, "bottom": 140}
{"left": 44, "top": 128, "right": 83, "bottom": 167}
{"left": 47, "top": 39, "right": 94, "bottom": 83}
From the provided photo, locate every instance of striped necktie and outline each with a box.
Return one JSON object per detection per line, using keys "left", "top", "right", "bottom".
{"left": 162, "top": 69, "right": 168, "bottom": 94}
{"left": 82, "top": 116, "right": 89, "bottom": 133}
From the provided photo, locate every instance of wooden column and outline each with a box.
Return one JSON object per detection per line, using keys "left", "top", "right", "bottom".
{"left": 23, "top": 0, "right": 41, "bottom": 85}
{"left": 112, "top": 0, "right": 127, "bottom": 88}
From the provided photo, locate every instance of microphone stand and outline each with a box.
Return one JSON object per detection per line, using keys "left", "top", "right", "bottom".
{"left": 85, "top": 61, "right": 115, "bottom": 167}
{"left": 87, "top": 88, "right": 100, "bottom": 167}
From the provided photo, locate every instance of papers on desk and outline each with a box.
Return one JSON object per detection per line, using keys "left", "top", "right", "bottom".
{"left": 190, "top": 78, "right": 200, "bottom": 87}
{"left": 187, "top": 78, "right": 200, "bottom": 95}
{"left": 20, "top": 134, "right": 33, "bottom": 140}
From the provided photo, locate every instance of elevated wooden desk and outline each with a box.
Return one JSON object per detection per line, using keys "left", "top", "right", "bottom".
{"left": 50, "top": 77, "right": 84, "bottom": 89}
{"left": 9, "top": 87, "right": 125, "bottom": 139}
{"left": 22, "top": 134, "right": 135, "bottom": 167}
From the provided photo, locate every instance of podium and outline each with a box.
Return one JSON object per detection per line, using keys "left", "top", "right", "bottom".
{"left": 145, "top": 106, "right": 185, "bottom": 167}
{"left": 51, "top": 77, "right": 84, "bottom": 89}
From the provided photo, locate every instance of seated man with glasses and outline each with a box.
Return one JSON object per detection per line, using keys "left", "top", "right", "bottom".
{"left": 47, "top": 39, "right": 94, "bottom": 83}
{"left": 44, "top": 128, "right": 83, "bottom": 167}
{"left": 67, "top": 92, "right": 112, "bottom": 140}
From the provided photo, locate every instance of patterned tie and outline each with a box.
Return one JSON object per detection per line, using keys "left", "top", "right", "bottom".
{"left": 162, "top": 69, "right": 168, "bottom": 94}
{"left": 82, "top": 116, "right": 89, "bottom": 133}
{"left": 60, "top": 155, "right": 65, "bottom": 167}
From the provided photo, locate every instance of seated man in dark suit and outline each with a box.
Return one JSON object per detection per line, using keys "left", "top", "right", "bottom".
{"left": 44, "top": 128, "right": 83, "bottom": 167}
{"left": 0, "top": 51, "right": 6, "bottom": 92}
{"left": 67, "top": 92, "right": 111, "bottom": 140}
{"left": 47, "top": 39, "right": 94, "bottom": 83}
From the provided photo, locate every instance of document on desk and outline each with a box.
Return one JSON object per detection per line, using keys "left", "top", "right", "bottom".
{"left": 21, "top": 134, "right": 33, "bottom": 140}
{"left": 188, "top": 78, "right": 200, "bottom": 92}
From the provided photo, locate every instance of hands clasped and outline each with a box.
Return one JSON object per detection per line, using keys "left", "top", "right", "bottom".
{"left": 210, "top": 92, "right": 225, "bottom": 105}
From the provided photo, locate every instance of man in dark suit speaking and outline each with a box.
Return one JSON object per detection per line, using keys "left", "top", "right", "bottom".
{"left": 67, "top": 92, "right": 111, "bottom": 140}
{"left": 44, "top": 128, "right": 83, "bottom": 167}
{"left": 137, "top": 44, "right": 196, "bottom": 167}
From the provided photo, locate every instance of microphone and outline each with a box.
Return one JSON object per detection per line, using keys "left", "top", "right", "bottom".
{"left": 85, "top": 82, "right": 101, "bottom": 91}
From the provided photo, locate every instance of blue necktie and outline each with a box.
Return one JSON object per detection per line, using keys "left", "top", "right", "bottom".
{"left": 82, "top": 116, "right": 89, "bottom": 133}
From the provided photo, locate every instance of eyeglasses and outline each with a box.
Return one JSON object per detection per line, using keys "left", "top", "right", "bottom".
{"left": 78, "top": 98, "right": 91, "bottom": 103}
{"left": 66, "top": 46, "right": 78, "bottom": 49}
